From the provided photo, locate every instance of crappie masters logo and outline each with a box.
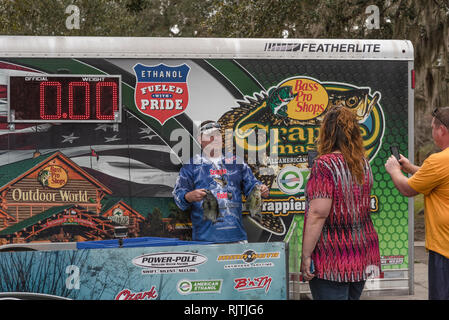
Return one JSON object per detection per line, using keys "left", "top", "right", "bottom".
{"left": 133, "top": 63, "right": 190, "bottom": 125}
{"left": 218, "top": 75, "right": 384, "bottom": 201}
{"left": 270, "top": 76, "right": 385, "bottom": 160}
{"left": 223, "top": 75, "right": 384, "bottom": 162}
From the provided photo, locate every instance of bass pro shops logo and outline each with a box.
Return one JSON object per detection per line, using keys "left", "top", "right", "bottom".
{"left": 218, "top": 75, "right": 384, "bottom": 199}
{"left": 134, "top": 63, "right": 190, "bottom": 125}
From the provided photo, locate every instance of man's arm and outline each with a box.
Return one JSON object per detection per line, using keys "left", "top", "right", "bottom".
{"left": 385, "top": 155, "right": 419, "bottom": 197}
{"left": 398, "top": 154, "right": 420, "bottom": 175}
{"left": 173, "top": 165, "right": 196, "bottom": 210}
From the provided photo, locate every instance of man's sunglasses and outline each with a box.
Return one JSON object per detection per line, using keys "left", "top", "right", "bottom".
{"left": 200, "top": 122, "right": 221, "bottom": 133}
{"left": 432, "top": 108, "right": 449, "bottom": 128}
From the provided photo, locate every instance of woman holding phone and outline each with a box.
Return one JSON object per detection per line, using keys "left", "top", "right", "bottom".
{"left": 300, "top": 107, "right": 381, "bottom": 300}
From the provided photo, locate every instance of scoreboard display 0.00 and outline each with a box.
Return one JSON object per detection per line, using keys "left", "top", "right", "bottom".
{"left": 8, "top": 75, "right": 122, "bottom": 123}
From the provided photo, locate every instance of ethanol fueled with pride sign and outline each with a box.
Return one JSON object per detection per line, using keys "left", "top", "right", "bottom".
{"left": 134, "top": 63, "right": 190, "bottom": 125}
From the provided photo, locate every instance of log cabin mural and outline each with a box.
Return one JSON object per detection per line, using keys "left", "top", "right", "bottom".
{"left": 0, "top": 151, "right": 191, "bottom": 244}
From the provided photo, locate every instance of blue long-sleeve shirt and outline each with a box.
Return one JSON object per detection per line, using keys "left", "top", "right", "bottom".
{"left": 172, "top": 154, "right": 261, "bottom": 243}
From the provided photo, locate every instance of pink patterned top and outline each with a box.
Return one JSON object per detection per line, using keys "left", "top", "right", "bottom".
{"left": 304, "top": 153, "right": 381, "bottom": 282}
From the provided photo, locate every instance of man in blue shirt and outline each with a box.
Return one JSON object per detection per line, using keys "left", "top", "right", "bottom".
{"left": 173, "top": 120, "right": 269, "bottom": 243}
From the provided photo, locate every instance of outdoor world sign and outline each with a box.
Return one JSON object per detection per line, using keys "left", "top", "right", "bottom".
{"left": 0, "top": 152, "right": 108, "bottom": 215}
{"left": 10, "top": 163, "right": 94, "bottom": 204}
{"left": 11, "top": 188, "right": 89, "bottom": 203}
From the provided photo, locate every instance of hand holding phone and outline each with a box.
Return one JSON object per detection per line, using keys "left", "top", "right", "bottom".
{"left": 390, "top": 145, "right": 400, "bottom": 162}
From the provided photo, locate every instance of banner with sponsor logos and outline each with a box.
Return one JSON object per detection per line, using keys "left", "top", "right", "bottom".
{"left": 0, "top": 242, "right": 287, "bottom": 300}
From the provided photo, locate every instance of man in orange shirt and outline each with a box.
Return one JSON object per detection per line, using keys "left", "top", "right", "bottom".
{"left": 385, "top": 106, "right": 449, "bottom": 300}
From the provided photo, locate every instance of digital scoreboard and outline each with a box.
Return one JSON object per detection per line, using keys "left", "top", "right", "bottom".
{"left": 8, "top": 75, "right": 122, "bottom": 123}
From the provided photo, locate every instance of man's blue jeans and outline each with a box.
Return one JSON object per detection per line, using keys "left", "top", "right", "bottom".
{"left": 309, "top": 277, "right": 366, "bottom": 300}
{"left": 428, "top": 250, "right": 449, "bottom": 300}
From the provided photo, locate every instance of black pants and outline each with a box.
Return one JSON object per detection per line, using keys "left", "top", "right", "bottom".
{"left": 428, "top": 250, "right": 449, "bottom": 300}
{"left": 309, "top": 278, "right": 366, "bottom": 300}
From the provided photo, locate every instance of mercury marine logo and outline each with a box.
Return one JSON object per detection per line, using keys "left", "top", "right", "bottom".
{"left": 132, "top": 252, "right": 207, "bottom": 269}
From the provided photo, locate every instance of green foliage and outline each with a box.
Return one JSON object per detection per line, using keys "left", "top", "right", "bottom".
{"left": 0, "top": 0, "right": 214, "bottom": 37}
{"left": 0, "top": 0, "right": 443, "bottom": 41}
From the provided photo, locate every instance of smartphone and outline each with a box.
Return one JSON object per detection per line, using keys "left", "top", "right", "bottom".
{"left": 390, "top": 145, "right": 400, "bottom": 162}
{"left": 307, "top": 150, "right": 318, "bottom": 168}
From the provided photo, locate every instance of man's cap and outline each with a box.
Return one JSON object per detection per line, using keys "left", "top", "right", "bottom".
{"left": 199, "top": 121, "right": 221, "bottom": 135}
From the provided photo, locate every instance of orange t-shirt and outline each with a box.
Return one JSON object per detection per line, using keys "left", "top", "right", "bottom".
{"left": 408, "top": 147, "right": 449, "bottom": 259}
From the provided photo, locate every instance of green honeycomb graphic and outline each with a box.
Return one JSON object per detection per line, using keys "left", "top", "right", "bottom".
{"left": 238, "top": 59, "right": 410, "bottom": 274}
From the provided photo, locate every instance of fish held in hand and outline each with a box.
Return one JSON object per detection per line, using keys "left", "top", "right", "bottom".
{"left": 202, "top": 190, "right": 220, "bottom": 224}
{"left": 248, "top": 184, "right": 263, "bottom": 221}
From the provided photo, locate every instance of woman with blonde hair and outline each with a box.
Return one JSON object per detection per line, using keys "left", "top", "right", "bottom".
{"left": 300, "top": 107, "right": 381, "bottom": 300}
